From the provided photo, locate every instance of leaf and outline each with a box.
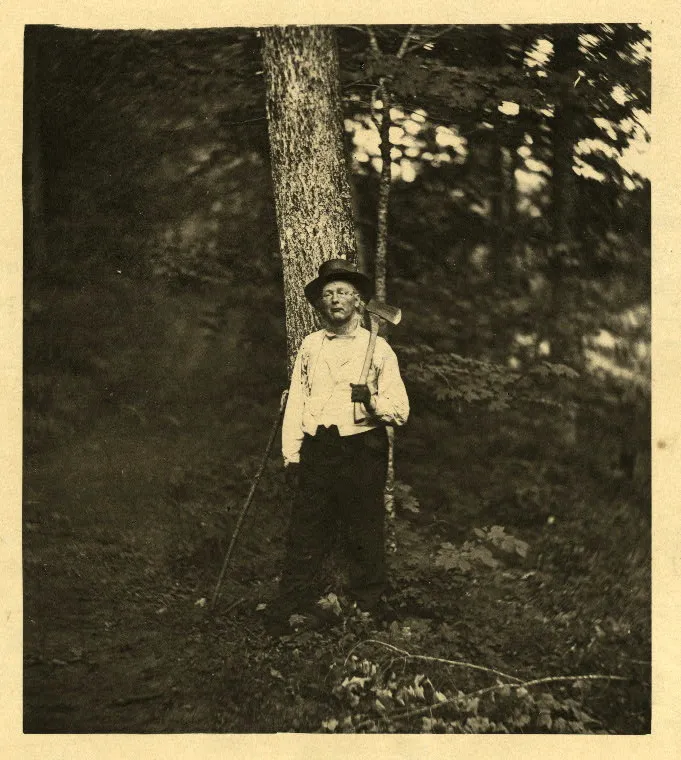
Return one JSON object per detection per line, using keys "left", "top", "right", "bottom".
{"left": 470, "top": 546, "right": 500, "bottom": 568}
{"left": 536, "top": 692, "right": 558, "bottom": 710}
{"left": 269, "top": 668, "right": 284, "bottom": 680}
{"left": 514, "top": 539, "right": 530, "bottom": 558}
{"left": 343, "top": 676, "right": 371, "bottom": 689}
{"left": 321, "top": 718, "right": 338, "bottom": 732}
{"left": 403, "top": 496, "right": 421, "bottom": 513}
{"left": 317, "top": 592, "right": 342, "bottom": 616}
{"left": 465, "top": 715, "right": 489, "bottom": 733}
{"left": 435, "top": 545, "right": 472, "bottom": 572}
{"left": 464, "top": 697, "right": 479, "bottom": 715}
{"left": 512, "top": 712, "right": 531, "bottom": 728}
{"left": 536, "top": 710, "right": 552, "bottom": 730}
{"left": 288, "top": 613, "right": 307, "bottom": 627}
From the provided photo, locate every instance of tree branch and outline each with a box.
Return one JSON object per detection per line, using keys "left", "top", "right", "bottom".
{"left": 220, "top": 116, "right": 267, "bottom": 126}
{"left": 366, "top": 26, "right": 381, "bottom": 55}
{"left": 396, "top": 24, "right": 417, "bottom": 59}
{"left": 404, "top": 25, "right": 458, "bottom": 56}
{"left": 356, "top": 672, "right": 631, "bottom": 731}
{"left": 346, "top": 638, "right": 522, "bottom": 683}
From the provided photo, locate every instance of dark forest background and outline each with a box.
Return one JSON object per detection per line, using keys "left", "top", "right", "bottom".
{"left": 23, "top": 25, "right": 650, "bottom": 734}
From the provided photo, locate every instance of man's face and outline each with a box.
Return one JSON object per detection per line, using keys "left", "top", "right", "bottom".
{"left": 320, "top": 279, "right": 360, "bottom": 325}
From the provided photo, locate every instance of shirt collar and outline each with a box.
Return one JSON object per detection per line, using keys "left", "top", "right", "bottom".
{"left": 324, "top": 324, "right": 361, "bottom": 339}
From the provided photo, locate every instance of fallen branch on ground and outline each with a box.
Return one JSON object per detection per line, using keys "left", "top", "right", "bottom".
{"left": 356, "top": 673, "right": 631, "bottom": 731}
{"left": 345, "top": 638, "right": 523, "bottom": 683}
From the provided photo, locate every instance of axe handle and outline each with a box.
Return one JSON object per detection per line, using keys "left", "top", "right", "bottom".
{"left": 354, "top": 314, "right": 379, "bottom": 422}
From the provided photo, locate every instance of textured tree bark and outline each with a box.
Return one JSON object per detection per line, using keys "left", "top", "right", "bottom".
{"left": 261, "top": 25, "right": 357, "bottom": 374}
{"left": 374, "top": 83, "right": 392, "bottom": 310}
{"left": 373, "top": 81, "right": 398, "bottom": 540}
{"left": 367, "top": 27, "right": 414, "bottom": 546}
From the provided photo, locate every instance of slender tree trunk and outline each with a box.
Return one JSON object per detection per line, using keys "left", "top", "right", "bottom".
{"left": 485, "top": 28, "right": 511, "bottom": 288}
{"left": 374, "top": 85, "right": 391, "bottom": 308}
{"left": 261, "top": 25, "right": 357, "bottom": 373}
{"left": 366, "top": 27, "right": 414, "bottom": 547}
{"left": 548, "top": 27, "right": 581, "bottom": 366}
{"left": 551, "top": 31, "right": 579, "bottom": 243}
{"left": 348, "top": 163, "right": 369, "bottom": 275}
{"left": 373, "top": 83, "right": 398, "bottom": 537}
{"left": 490, "top": 138, "right": 513, "bottom": 283}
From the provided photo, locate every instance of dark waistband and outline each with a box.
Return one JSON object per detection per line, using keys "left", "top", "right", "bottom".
{"left": 306, "top": 424, "right": 382, "bottom": 441}
{"left": 311, "top": 424, "right": 340, "bottom": 439}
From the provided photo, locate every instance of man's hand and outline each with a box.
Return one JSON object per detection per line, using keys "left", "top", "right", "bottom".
{"left": 350, "top": 383, "right": 372, "bottom": 405}
{"left": 284, "top": 463, "right": 300, "bottom": 492}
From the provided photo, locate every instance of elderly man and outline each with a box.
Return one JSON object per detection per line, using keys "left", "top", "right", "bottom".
{"left": 267, "top": 258, "right": 409, "bottom": 634}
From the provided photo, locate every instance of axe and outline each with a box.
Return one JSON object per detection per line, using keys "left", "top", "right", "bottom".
{"left": 354, "top": 297, "right": 402, "bottom": 422}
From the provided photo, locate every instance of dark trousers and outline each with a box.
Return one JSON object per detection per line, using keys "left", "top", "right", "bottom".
{"left": 278, "top": 425, "right": 389, "bottom": 614}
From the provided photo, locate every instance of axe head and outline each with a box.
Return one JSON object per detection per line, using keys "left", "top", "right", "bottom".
{"left": 365, "top": 297, "right": 402, "bottom": 325}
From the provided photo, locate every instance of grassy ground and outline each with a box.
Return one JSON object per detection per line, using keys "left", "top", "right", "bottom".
{"left": 23, "top": 277, "right": 650, "bottom": 733}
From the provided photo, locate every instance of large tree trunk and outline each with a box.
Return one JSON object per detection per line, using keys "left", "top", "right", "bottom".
{"left": 261, "top": 25, "right": 357, "bottom": 373}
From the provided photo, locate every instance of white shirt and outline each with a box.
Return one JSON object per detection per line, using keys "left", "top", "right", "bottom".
{"left": 281, "top": 325, "right": 410, "bottom": 465}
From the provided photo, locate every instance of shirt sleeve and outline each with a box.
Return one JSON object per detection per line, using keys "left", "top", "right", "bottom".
{"left": 371, "top": 340, "right": 410, "bottom": 426}
{"left": 281, "top": 342, "right": 306, "bottom": 465}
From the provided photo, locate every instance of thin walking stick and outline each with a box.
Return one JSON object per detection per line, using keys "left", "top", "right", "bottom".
{"left": 210, "top": 391, "right": 288, "bottom": 610}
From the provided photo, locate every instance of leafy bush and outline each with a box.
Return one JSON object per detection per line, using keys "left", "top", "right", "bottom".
{"left": 321, "top": 645, "right": 616, "bottom": 733}
{"left": 434, "top": 525, "right": 529, "bottom": 573}
{"left": 398, "top": 346, "right": 579, "bottom": 413}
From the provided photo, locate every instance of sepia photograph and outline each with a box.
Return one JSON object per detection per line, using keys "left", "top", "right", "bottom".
{"left": 21, "top": 23, "right": 651, "bottom": 735}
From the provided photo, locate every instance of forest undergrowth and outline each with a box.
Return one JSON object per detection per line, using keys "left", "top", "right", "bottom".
{"left": 23, "top": 279, "right": 650, "bottom": 734}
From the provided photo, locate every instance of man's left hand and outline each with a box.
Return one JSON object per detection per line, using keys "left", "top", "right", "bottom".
{"left": 350, "top": 383, "right": 372, "bottom": 405}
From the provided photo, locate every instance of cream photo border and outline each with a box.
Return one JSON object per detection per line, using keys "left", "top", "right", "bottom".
{"left": 1, "top": 2, "right": 677, "bottom": 757}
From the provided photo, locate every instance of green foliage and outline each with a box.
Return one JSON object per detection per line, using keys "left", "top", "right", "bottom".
{"left": 435, "top": 541, "right": 500, "bottom": 572}
{"left": 393, "top": 481, "right": 421, "bottom": 514}
{"left": 474, "top": 525, "right": 530, "bottom": 558}
{"left": 435, "top": 525, "right": 529, "bottom": 574}
{"left": 399, "top": 345, "right": 578, "bottom": 412}
{"left": 364, "top": 51, "right": 555, "bottom": 115}
{"left": 322, "top": 648, "right": 610, "bottom": 733}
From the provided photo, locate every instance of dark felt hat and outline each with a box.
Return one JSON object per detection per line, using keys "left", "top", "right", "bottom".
{"left": 304, "top": 258, "right": 373, "bottom": 304}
